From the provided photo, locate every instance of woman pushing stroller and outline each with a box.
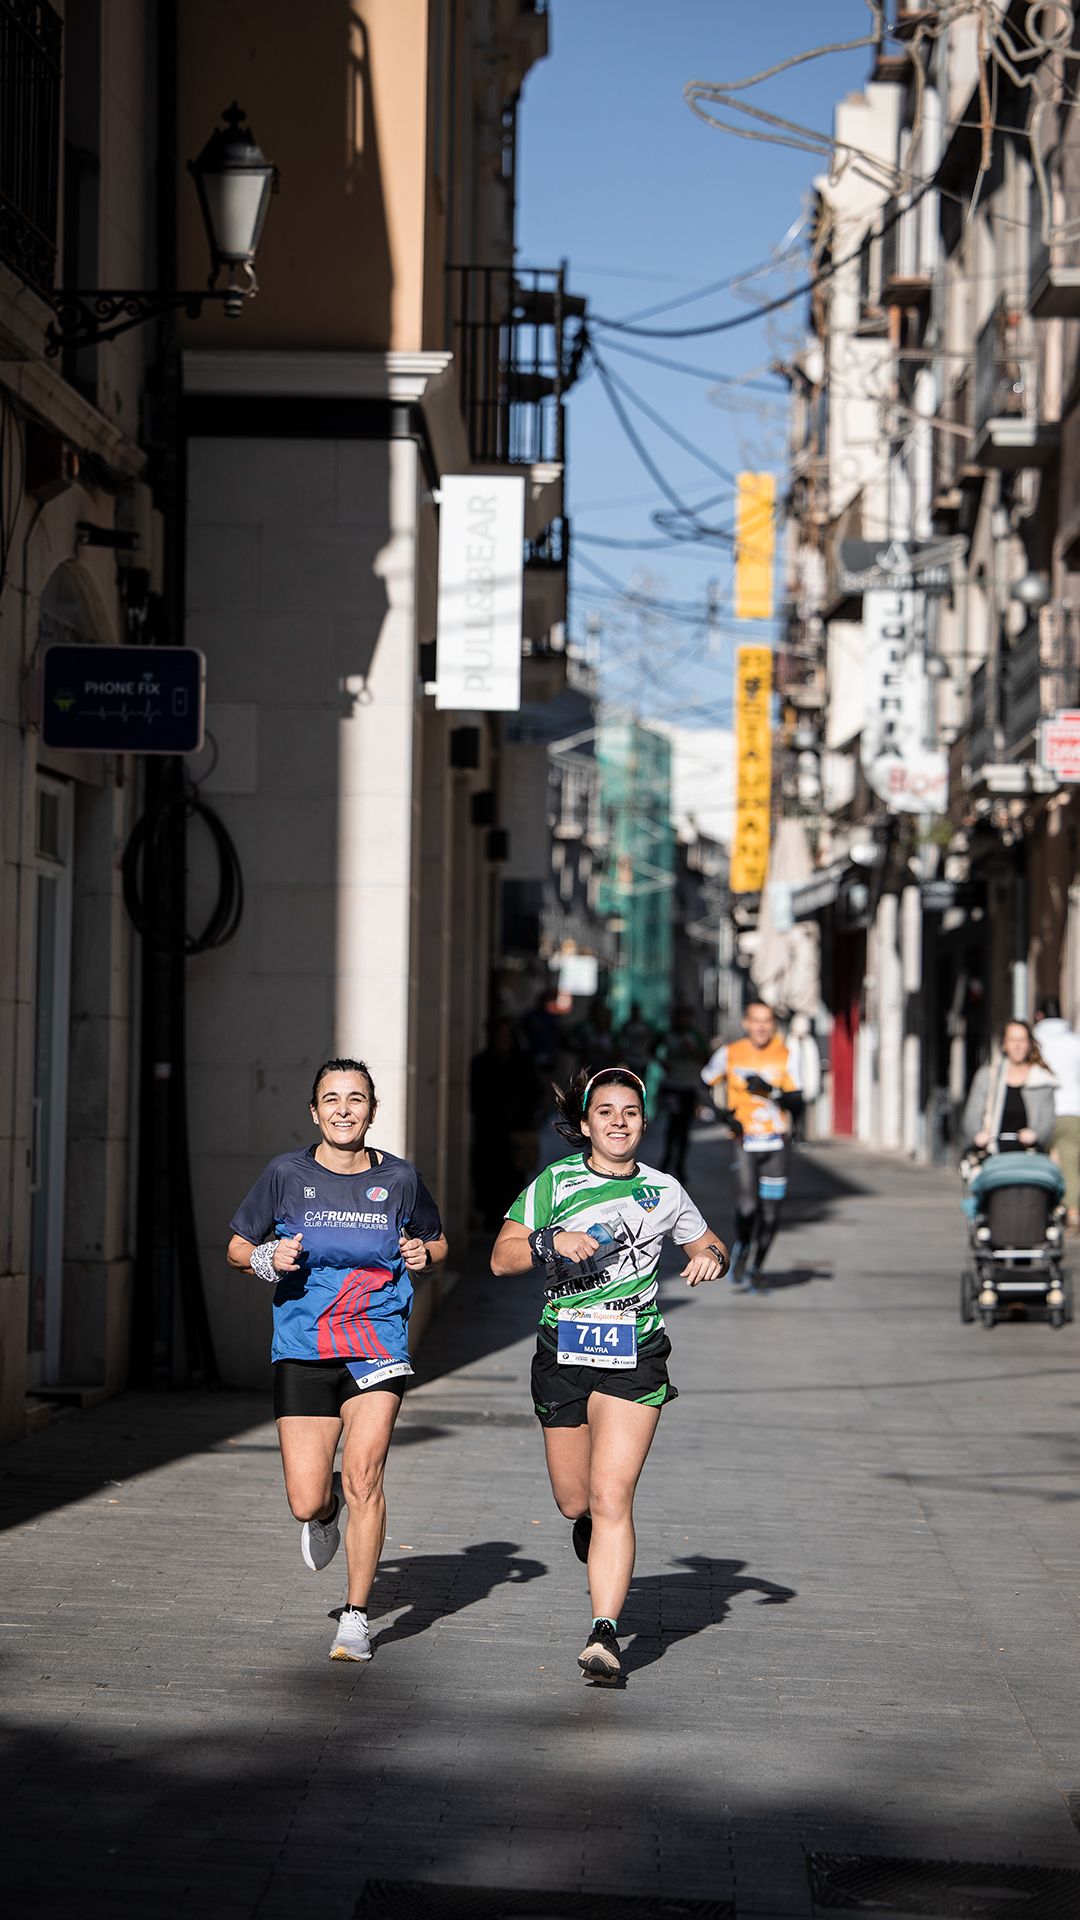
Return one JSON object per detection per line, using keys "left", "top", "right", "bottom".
{"left": 961, "top": 1019, "right": 1056, "bottom": 1156}
{"left": 959, "top": 1021, "right": 1069, "bottom": 1329}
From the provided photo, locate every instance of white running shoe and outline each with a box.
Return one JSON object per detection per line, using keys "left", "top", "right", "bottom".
{"left": 300, "top": 1473, "right": 344, "bottom": 1572}
{"left": 329, "top": 1607, "right": 371, "bottom": 1661}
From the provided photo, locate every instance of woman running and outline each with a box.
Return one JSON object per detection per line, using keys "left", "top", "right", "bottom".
{"left": 490, "top": 1065, "right": 728, "bottom": 1685}
{"left": 227, "top": 1057, "right": 447, "bottom": 1662}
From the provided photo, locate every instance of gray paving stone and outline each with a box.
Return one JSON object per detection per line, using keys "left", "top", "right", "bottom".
{"left": 3, "top": 1139, "right": 1080, "bottom": 1914}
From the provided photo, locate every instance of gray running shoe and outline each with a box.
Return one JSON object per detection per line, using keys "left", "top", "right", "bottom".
{"left": 301, "top": 1472, "right": 344, "bottom": 1572}
{"left": 578, "top": 1618, "right": 621, "bottom": 1684}
{"left": 330, "top": 1606, "right": 371, "bottom": 1662}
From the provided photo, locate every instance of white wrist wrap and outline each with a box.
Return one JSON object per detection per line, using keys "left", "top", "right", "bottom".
{"left": 251, "top": 1240, "right": 279, "bottom": 1284}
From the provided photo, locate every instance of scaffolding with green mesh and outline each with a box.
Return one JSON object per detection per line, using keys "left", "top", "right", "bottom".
{"left": 596, "top": 716, "right": 675, "bottom": 1033}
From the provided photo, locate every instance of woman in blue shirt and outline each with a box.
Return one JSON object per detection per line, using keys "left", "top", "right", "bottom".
{"left": 228, "top": 1057, "right": 447, "bottom": 1662}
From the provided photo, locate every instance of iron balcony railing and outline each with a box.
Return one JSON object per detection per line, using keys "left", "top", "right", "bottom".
{"left": 1029, "top": 159, "right": 1080, "bottom": 296}
{"left": 967, "top": 660, "right": 994, "bottom": 770}
{"left": 0, "top": 0, "right": 62, "bottom": 295}
{"left": 1004, "top": 606, "right": 1080, "bottom": 753}
{"left": 931, "top": 367, "right": 971, "bottom": 504}
{"left": 448, "top": 263, "right": 585, "bottom": 466}
{"left": 974, "top": 301, "right": 1036, "bottom": 437}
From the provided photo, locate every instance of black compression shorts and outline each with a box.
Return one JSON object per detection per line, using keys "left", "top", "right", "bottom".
{"left": 530, "top": 1330, "right": 677, "bottom": 1428}
{"left": 273, "top": 1358, "right": 408, "bottom": 1419}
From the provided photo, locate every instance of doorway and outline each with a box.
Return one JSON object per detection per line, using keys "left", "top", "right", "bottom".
{"left": 27, "top": 776, "right": 74, "bottom": 1387}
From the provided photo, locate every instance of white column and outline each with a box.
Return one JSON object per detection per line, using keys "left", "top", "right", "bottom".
{"left": 877, "top": 892, "right": 903, "bottom": 1151}
{"left": 336, "top": 438, "right": 421, "bottom": 1155}
{"left": 901, "top": 882, "right": 922, "bottom": 1158}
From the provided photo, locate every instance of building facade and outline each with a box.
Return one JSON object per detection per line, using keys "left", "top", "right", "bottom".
{"left": 780, "top": 0, "right": 1080, "bottom": 1159}
{"left": 0, "top": 0, "right": 573, "bottom": 1436}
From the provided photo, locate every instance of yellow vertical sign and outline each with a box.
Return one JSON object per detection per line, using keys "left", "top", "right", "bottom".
{"left": 730, "top": 646, "right": 773, "bottom": 894}
{"left": 735, "top": 472, "right": 776, "bottom": 621}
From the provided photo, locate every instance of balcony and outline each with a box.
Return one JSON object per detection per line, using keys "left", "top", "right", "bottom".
{"left": 0, "top": 0, "right": 62, "bottom": 296}
{"left": 1004, "top": 605, "right": 1080, "bottom": 755}
{"left": 1029, "top": 164, "right": 1080, "bottom": 319}
{"left": 879, "top": 194, "right": 932, "bottom": 308}
{"left": 970, "top": 302, "right": 1058, "bottom": 470}
{"left": 448, "top": 262, "right": 584, "bottom": 470}
{"left": 931, "top": 367, "right": 976, "bottom": 521}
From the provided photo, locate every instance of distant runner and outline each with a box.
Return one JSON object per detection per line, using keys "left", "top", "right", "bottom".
{"left": 227, "top": 1058, "right": 447, "bottom": 1663}
{"left": 490, "top": 1065, "right": 728, "bottom": 1686}
{"left": 702, "top": 1001, "right": 803, "bottom": 1292}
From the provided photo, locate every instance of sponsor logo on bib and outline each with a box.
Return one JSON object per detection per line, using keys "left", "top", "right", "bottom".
{"left": 633, "top": 1184, "right": 662, "bottom": 1213}
{"left": 367, "top": 1185, "right": 389, "bottom": 1202}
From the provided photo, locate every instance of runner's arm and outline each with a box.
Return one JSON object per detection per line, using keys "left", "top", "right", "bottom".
{"left": 226, "top": 1231, "right": 303, "bottom": 1275}
{"left": 678, "top": 1228, "right": 730, "bottom": 1287}
{"left": 399, "top": 1230, "right": 449, "bottom": 1271}
{"left": 490, "top": 1219, "right": 599, "bottom": 1275}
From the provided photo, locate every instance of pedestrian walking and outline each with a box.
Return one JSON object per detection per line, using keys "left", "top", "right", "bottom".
{"left": 1033, "top": 998, "right": 1080, "bottom": 1227}
{"left": 657, "top": 1004, "right": 709, "bottom": 1180}
{"left": 226, "top": 1057, "right": 447, "bottom": 1663}
{"left": 701, "top": 1000, "right": 803, "bottom": 1292}
{"left": 962, "top": 1021, "right": 1057, "bottom": 1157}
{"left": 490, "top": 1064, "right": 728, "bottom": 1686}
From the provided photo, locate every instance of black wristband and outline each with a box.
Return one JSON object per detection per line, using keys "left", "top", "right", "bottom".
{"left": 528, "top": 1227, "right": 559, "bottom": 1267}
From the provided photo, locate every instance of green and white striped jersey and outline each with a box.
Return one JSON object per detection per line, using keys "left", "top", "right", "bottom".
{"left": 506, "top": 1153, "right": 708, "bottom": 1344}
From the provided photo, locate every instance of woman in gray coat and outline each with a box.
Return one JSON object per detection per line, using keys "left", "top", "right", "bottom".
{"left": 962, "top": 1019, "right": 1057, "bottom": 1154}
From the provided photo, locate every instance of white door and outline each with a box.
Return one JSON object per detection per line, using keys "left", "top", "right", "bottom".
{"left": 27, "top": 777, "right": 73, "bottom": 1387}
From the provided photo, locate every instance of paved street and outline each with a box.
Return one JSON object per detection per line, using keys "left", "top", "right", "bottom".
{"left": 5, "top": 1135, "right": 1080, "bottom": 1918}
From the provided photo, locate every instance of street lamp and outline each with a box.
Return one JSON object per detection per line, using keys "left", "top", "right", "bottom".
{"left": 189, "top": 103, "right": 277, "bottom": 314}
{"left": 46, "top": 103, "right": 278, "bottom": 355}
{"left": 1009, "top": 571, "right": 1052, "bottom": 612}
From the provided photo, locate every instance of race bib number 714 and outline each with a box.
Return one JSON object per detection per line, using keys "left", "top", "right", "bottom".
{"left": 556, "top": 1304, "right": 637, "bottom": 1369}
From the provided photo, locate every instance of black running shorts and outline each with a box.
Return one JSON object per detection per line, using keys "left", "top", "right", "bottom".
{"left": 530, "top": 1329, "right": 677, "bottom": 1428}
{"left": 273, "top": 1358, "right": 408, "bottom": 1419}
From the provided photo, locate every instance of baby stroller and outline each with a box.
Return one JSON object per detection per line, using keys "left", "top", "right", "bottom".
{"left": 960, "top": 1145, "right": 1071, "bottom": 1329}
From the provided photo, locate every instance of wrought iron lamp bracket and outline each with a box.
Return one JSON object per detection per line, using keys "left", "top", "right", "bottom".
{"left": 45, "top": 284, "right": 250, "bottom": 357}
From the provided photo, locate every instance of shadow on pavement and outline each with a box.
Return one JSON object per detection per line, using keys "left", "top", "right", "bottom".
{"left": 357, "top": 1539, "right": 547, "bottom": 1646}
{"left": 0, "top": 1389, "right": 270, "bottom": 1533}
{"left": 622, "top": 1553, "right": 797, "bottom": 1675}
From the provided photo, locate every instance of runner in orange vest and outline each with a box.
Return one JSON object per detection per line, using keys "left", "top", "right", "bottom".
{"left": 701, "top": 1001, "right": 803, "bottom": 1292}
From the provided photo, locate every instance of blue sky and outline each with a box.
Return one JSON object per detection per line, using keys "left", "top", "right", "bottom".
{"left": 517, "top": 0, "right": 874, "bottom": 724}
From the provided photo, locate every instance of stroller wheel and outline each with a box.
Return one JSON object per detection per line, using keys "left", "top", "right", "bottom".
{"left": 959, "top": 1268, "right": 976, "bottom": 1324}
{"left": 980, "top": 1306, "right": 997, "bottom": 1330}
{"left": 1050, "top": 1307, "right": 1066, "bottom": 1331}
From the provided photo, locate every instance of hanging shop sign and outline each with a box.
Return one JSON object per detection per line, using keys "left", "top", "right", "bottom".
{"left": 41, "top": 644, "right": 206, "bottom": 754}
{"left": 867, "top": 747, "right": 950, "bottom": 814}
{"left": 861, "top": 588, "right": 949, "bottom": 813}
{"left": 1038, "top": 709, "right": 1080, "bottom": 782}
{"left": 436, "top": 474, "right": 525, "bottom": 711}
{"left": 730, "top": 645, "right": 773, "bottom": 893}
{"left": 838, "top": 536, "right": 963, "bottom": 596}
{"left": 734, "top": 473, "right": 776, "bottom": 620}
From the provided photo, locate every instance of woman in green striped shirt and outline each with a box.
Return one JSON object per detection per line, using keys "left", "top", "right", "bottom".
{"left": 491, "top": 1065, "right": 728, "bottom": 1683}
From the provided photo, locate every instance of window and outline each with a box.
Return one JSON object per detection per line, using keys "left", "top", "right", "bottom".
{"left": 0, "top": 0, "right": 63, "bottom": 294}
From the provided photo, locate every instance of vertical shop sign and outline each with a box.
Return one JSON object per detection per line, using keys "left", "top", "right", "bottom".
{"left": 436, "top": 475, "right": 525, "bottom": 711}
{"left": 730, "top": 645, "right": 773, "bottom": 893}
{"left": 734, "top": 472, "right": 776, "bottom": 621}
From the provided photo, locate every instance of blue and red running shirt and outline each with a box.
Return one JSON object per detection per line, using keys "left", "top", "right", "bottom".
{"left": 230, "top": 1146, "right": 442, "bottom": 1380}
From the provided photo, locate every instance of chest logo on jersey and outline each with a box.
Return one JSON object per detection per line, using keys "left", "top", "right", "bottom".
{"left": 367, "top": 1186, "right": 389, "bottom": 1202}
{"left": 632, "top": 1185, "right": 663, "bottom": 1213}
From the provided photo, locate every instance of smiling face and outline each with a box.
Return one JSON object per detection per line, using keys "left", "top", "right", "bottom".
{"left": 581, "top": 1083, "right": 644, "bottom": 1165}
{"left": 310, "top": 1069, "right": 376, "bottom": 1150}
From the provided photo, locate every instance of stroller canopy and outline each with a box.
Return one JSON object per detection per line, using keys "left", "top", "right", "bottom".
{"left": 969, "top": 1153, "right": 1065, "bottom": 1201}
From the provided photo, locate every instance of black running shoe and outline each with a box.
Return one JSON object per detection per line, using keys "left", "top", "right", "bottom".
{"left": 571, "top": 1513, "right": 592, "bottom": 1564}
{"left": 578, "top": 1618, "right": 621, "bottom": 1684}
